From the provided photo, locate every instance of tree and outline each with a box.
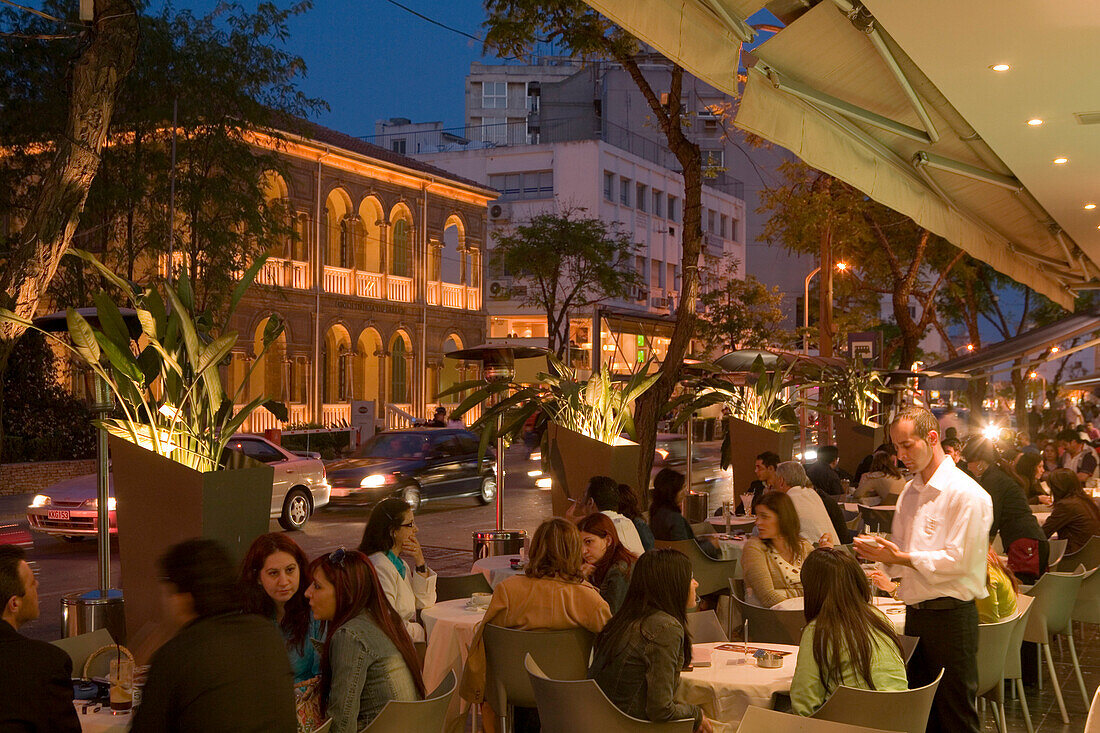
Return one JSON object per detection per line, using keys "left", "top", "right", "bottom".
{"left": 490, "top": 208, "right": 642, "bottom": 358}
{"left": 484, "top": 0, "right": 706, "bottom": 498}
{"left": 759, "top": 159, "right": 963, "bottom": 368}
{"left": 696, "top": 258, "right": 788, "bottom": 352}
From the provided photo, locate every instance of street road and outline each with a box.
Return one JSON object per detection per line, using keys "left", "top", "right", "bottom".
{"left": 15, "top": 444, "right": 732, "bottom": 642}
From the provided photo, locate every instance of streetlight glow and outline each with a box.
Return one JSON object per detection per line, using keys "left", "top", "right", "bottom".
{"left": 836, "top": 262, "right": 848, "bottom": 271}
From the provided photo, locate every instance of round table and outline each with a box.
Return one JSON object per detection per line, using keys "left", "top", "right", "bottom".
{"left": 706, "top": 516, "right": 757, "bottom": 531}
{"left": 471, "top": 554, "right": 523, "bottom": 588}
{"left": 771, "top": 596, "right": 907, "bottom": 634}
{"left": 421, "top": 598, "right": 489, "bottom": 690}
{"left": 678, "top": 642, "right": 800, "bottom": 731}
{"left": 74, "top": 702, "right": 130, "bottom": 732}
{"left": 697, "top": 533, "right": 746, "bottom": 564}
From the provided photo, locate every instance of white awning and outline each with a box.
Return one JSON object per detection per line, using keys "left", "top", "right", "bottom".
{"left": 578, "top": 0, "right": 1100, "bottom": 310}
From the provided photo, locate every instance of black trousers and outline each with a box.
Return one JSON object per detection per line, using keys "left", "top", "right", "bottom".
{"left": 904, "top": 601, "right": 981, "bottom": 733}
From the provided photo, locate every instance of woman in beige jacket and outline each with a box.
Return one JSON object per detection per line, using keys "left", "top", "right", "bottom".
{"left": 460, "top": 518, "right": 611, "bottom": 727}
{"left": 741, "top": 492, "right": 816, "bottom": 607}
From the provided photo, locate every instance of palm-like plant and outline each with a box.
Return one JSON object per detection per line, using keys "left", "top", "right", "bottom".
{"left": 439, "top": 354, "right": 659, "bottom": 453}
{"left": 0, "top": 249, "right": 286, "bottom": 472}
{"left": 666, "top": 356, "right": 800, "bottom": 432}
{"left": 810, "top": 361, "right": 885, "bottom": 425}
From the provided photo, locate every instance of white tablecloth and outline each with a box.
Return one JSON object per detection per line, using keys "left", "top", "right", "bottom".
{"left": 771, "top": 596, "right": 906, "bottom": 634}
{"left": 706, "top": 516, "right": 758, "bottom": 531}
{"left": 421, "top": 598, "right": 488, "bottom": 690}
{"left": 74, "top": 702, "right": 130, "bottom": 732}
{"left": 678, "top": 642, "right": 799, "bottom": 731}
{"left": 697, "top": 533, "right": 746, "bottom": 565}
{"left": 471, "top": 554, "right": 523, "bottom": 588}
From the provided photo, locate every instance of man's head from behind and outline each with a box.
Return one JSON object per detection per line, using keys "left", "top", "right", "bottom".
{"left": 775, "top": 461, "right": 810, "bottom": 492}
{"left": 0, "top": 545, "right": 38, "bottom": 630}
{"left": 754, "top": 452, "right": 780, "bottom": 484}
{"left": 585, "top": 475, "right": 621, "bottom": 512}
{"left": 159, "top": 539, "right": 238, "bottom": 627}
{"left": 816, "top": 445, "right": 839, "bottom": 467}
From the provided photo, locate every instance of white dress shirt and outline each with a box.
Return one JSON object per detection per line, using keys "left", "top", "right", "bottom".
{"left": 889, "top": 457, "right": 993, "bottom": 605}
{"left": 785, "top": 486, "right": 837, "bottom": 545}
{"left": 368, "top": 551, "right": 437, "bottom": 642}
{"left": 601, "top": 510, "right": 645, "bottom": 556}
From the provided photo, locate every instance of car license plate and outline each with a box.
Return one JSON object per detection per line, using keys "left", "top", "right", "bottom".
{"left": 47, "top": 509, "right": 71, "bottom": 521}
{"left": 330, "top": 488, "right": 349, "bottom": 497}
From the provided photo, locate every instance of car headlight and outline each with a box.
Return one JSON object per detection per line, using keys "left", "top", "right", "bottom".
{"left": 31, "top": 494, "right": 51, "bottom": 507}
{"left": 360, "top": 474, "right": 394, "bottom": 488}
{"left": 107, "top": 498, "right": 117, "bottom": 511}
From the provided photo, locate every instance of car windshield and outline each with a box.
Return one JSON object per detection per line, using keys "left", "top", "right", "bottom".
{"left": 357, "top": 433, "right": 429, "bottom": 459}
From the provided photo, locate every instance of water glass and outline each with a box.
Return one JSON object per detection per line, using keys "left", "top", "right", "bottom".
{"left": 109, "top": 658, "right": 134, "bottom": 713}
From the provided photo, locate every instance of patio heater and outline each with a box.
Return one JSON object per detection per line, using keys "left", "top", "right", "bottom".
{"left": 35, "top": 307, "right": 140, "bottom": 643}
{"left": 445, "top": 342, "right": 548, "bottom": 559}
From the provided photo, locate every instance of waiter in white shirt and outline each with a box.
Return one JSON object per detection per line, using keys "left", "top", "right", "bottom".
{"left": 855, "top": 406, "right": 992, "bottom": 733}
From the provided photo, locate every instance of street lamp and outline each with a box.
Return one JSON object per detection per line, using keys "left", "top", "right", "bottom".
{"left": 803, "top": 261, "right": 849, "bottom": 354}
{"left": 444, "top": 341, "right": 548, "bottom": 558}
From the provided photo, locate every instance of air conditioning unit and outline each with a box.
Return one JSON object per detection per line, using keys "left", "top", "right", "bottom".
{"left": 630, "top": 286, "right": 648, "bottom": 302}
{"left": 651, "top": 296, "right": 670, "bottom": 309}
{"left": 488, "top": 280, "right": 512, "bottom": 299}
{"left": 667, "top": 225, "right": 676, "bottom": 238}
{"left": 488, "top": 202, "right": 511, "bottom": 221}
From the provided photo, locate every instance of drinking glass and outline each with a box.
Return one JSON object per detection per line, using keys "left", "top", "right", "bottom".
{"left": 109, "top": 657, "right": 134, "bottom": 713}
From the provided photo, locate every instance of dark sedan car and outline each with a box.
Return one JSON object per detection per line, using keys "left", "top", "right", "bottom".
{"left": 325, "top": 428, "right": 496, "bottom": 511}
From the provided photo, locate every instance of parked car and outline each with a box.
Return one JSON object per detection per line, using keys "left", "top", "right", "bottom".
{"left": 325, "top": 428, "right": 495, "bottom": 511}
{"left": 651, "top": 434, "right": 724, "bottom": 493}
{"left": 25, "top": 434, "right": 330, "bottom": 538}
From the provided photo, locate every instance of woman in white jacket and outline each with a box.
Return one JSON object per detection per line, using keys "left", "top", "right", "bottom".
{"left": 357, "top": 497, "right": 437, "bottom": 642}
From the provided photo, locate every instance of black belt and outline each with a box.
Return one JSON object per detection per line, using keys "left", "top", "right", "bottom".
{"left": 907, "top": 597, "right": 975, "bottom": 611}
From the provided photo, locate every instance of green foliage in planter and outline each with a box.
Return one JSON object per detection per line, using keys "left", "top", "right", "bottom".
{"left": 0, "top": 249, "right": 286, "bottom": 472}
{"left": 808, "top": 361, "right": 885, "bottom": 426}
{"left": 1, "top": 331, "right": 96, "bottom": 462}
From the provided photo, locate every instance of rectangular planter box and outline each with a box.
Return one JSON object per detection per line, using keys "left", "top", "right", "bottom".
{"left": 834, "top": 417, "right": 884, "bottom": 478}
{"left": 110, "top": 437, "right": 274, "bottom": 642}
{"left": 723, "top": 416, "right": 794, "bottom": 494}
{"left": 545, "top": 424, "right": 641, "bottom": 516}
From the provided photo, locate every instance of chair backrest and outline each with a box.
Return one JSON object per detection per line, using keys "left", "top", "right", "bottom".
{"left": 358, "top": 671, "right": 456, "bottom": 732}
{"left": 690, "top": 521, "right": 712, "bottom": 538}
{"left": 1056, "top": 535, "right": 1100, "bottom": 572}
{"left": 525, "top": 654, "right": 694, "bottom": 733}
{"left": 1002, "top": 594, "right": 1034, "bottom": 680}
{"left": 739, "top": 706, "right": 898, "bottom": 733}
{"left": 1048, "top": 538, "right": 1069, "bottom": 568}
{"left": 315, "top": 719, "right": 332, "bottom": 733}
{"left": 654, "top": 539, "right": 737, "bottom": 596}
{"left": 810, "top": 669, "right": 943, "bottom": 733}
{"left": 728, "top": 584, "right": 805, "bottom": 645}
{"left": 1073, "top": 560, "right": 1100, "bottom": 625}
{"left": 846, "top": 515, "right": 863, "bottom": 533}
{"left": 686, "top": 610, "right": 728, "bottom": 643}
{"left": 1085, "top": 686, "right": 1100, "bottom": 733}
{"left": 483, "top": 625, "right": 594, "bottom": 714}
{"left": 1024, "top": 568, "right": 1087, "bottom": 641}
{"left": 897, "top": 634, "right": 919, "bottom": 664}
{"left": 50, "top": 627, "right": 115, "bottom": 676}
{"left": 858, "top": 505, "right": 883, "bottom": 533}
{"left": 435, "top": 573, "right": 493, "bottom": 603}
{"left": 976, "top": 614, "right": 1020, "bottom": 697}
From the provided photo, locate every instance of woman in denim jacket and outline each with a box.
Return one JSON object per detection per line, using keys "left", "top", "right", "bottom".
{"left": 589, "top": 549, "right": 712, "bottom": 732}
{"left": 306, "top": 548, "right": 425, "bottom": 733}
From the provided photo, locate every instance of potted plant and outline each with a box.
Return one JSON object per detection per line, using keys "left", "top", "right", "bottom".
{"left": 1, "top": 249, "right": 287, "bottom": 638}
{"left": 811, "top": 361, "right": 886, "bottom": 477}
{"left": 441, "top": 354, "right": 658, "bottom": 515}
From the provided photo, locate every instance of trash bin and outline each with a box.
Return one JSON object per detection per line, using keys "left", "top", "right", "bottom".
{"left": 684, "top": 490, "right": 709, "bottom": 523}
{"left": 473, "top": 529, "right": 527, "bottom": 560}
{"left": 62, "top": 588, "right": 126, "bottom": 645}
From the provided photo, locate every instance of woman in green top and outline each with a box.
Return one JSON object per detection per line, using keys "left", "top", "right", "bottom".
{"left": 975, "top": 548, "right": 1019, "bottom": 623}
{"left": 790, "top": 548, "right": 908, "bottom": 716}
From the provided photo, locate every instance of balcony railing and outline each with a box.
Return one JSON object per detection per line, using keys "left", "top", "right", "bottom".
{"left": 323, "top": 265, "right": 351, "bottom": 295}
{"left": 466, "top": 286, "right": 481, "bottom": 311}
{"left": 235, "top": 403, "right": 309, "bottom": 434}
{"left": 323, "top": 403, "right": 351, "bottom": 426}
{"left": 387, "top": 276, "right": 413, "bottom": 302}
{"left": 442, "top": 283, "right": 464, "bottom": 309}
{"left": 355, "top": 271, "right": 383, "bottom": 299}
{"left": 426, "top": 281, "right": 441, "bottom": 306}
{"left": 255, "top": 258, "right": 310, "bottom": 289}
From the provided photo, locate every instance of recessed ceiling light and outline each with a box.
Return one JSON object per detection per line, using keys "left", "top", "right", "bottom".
{"left": 1027, "top": 118, "right": 1044, "bottom": 126}
{"left": 1053, "top": 157, "right": 1069, "bottom": 165}
{"left": 1086, "top": 203, "right": 1098, "bottom": 210}
{"left": 990, "top": 64, "right": 1010, "bottom": 72}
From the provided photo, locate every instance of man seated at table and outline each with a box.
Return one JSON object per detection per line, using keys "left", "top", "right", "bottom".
{"left": 0, "top": 544, "right": 80, "bottom": 733}
{"left": 131, "top": 539, "right": 296, "bottom": 733}
{"left": 806, "top": 445, "right": 845, "bottom": 497}
{"left": 566, "top": 476, "right": 646, "bottom": 556}
{"left": 732, "top": 451, "right": 779, "bottom": 516}
{"left": 774, "top": 462, "right": 838, "bottom": 545}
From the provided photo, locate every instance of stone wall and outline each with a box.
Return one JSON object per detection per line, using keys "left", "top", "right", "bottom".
{"left": 0, "top": 459, "right": 96, "bottom": 496}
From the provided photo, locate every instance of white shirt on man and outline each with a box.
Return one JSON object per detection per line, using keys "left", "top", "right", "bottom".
{"left": 368, "top": 551, "right": 437, "bottom": 642}
{"left": 785, "top": 485, "right": 837, "bottom": 545}
{"left": 601, "top": 510, "right": 645, "bottom": 556}
{"left": 888, "top": 457, "right": 992, "bottom": 605}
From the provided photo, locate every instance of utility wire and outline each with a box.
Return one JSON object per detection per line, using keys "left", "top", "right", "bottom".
{"left": 0, "top": 0, "right": 82, "bottom": 27}
{"left": 381, "top": 0, "right": 482, "bottom": 43}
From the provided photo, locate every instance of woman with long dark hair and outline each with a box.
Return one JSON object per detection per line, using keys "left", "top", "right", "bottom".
{"left": 589, "top": 549, "right": 711, "bottom": 732}
{"left": 306, "top": 548, "right": 425, "bottom": 733}
{"left": 1043, "top": 468, "right": 1100, "bottom": 553}
{"left": 577, "top": 512, "right": 638, "bottom": 612}
{"left": 649, "top": 468, "right": 693, "bottom": 541}
{"left": 790, "top": 548, "right": 907, "bottom": 716}
{"left": 617, "top": 482, "right": 655, "bottom": 551}
{"left": 854, "top": 450, "right": 905, "bottom": 505}
{"left": 358, "top": 497, "right": 436, "bottom": 642}
{"left": 1014, "top": 451, "right": 1046, "bottom": 504}
{"left": 962, "top": 436, "right": 1048, "bottom": 583}
{"left": 741, "top": 491, "right": 814, "bottom": 607}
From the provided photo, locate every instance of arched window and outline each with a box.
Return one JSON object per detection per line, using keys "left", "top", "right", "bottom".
{"left": 392, "top": 219, "right": 411, "bottom": 277}
{"left": 339, "top": 218, "right": 351, "bottom": 268}
{"left": 390, "top": 337, "right": 408, "bottom": 403}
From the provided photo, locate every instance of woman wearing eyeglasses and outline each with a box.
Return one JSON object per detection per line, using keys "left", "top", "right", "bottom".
{"left": 305, "top": 548, "right": 425, "bottom": 733}
{"left": 358, "top": 497, "right": 437, "bottom": 642}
